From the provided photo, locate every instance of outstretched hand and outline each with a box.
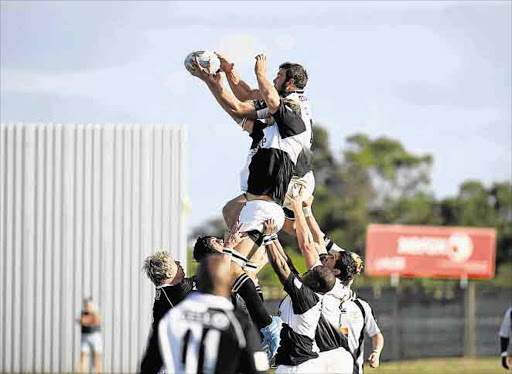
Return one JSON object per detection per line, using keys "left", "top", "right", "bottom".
{"left": 187, "top": 56, "right": 223, "bottom": 86}
{"left": 285, "top": 185, "right": 305, "bottom": 211}
{"left": 263, "top": 219, "right": 277, "bottom": 236}
{"left": 215, "top": 51, "right": 234, "bottom": 73}
{"left": 303, "top": 195, "right": 314, "bottom": 207}
{"left": 255, "top": 53, "right": 267, "bottom": 77}
{"left": 224, "top": 221, "right": 245, "bottom": 249}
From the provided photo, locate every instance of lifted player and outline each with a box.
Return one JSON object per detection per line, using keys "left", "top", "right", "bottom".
{"left": 188, "top": 53, "right": 312, "bottom": 357}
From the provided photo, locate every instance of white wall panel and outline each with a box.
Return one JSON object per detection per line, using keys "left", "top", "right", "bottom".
{"left": 0, "top": 123, "right": 187, "bottom": 373}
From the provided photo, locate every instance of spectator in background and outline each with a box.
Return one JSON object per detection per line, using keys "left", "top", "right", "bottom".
{"left": 78, "top": 298, "right": 102, "bottom": 373}
{"left": 500, "top": 305, "right": 512, "bottom": 370}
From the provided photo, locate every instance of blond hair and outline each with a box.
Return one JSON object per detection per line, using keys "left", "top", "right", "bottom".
{"left": 142, "top": 250, "right": 177, "bottom": 286}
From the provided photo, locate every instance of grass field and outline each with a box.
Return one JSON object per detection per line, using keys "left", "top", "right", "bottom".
{"left": 376, "top": 357, "right": 505, "bottom": 374}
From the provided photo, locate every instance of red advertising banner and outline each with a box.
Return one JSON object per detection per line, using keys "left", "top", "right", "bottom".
{"left": 365, "top": 224, "right": 496, "bottom": 279}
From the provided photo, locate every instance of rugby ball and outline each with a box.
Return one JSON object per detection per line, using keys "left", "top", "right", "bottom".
{"left": 184, "top": 51, "right": 220, "bottom": 75}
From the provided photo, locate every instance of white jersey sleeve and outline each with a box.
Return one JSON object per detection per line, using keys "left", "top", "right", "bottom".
{"left": 362, "top": 300, "right": 381, "bottom": 337}
{"left": 499, "top": 307, "right": 512, "bottom": 338}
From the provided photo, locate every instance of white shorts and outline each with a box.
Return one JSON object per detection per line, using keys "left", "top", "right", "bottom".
{"left": 319, "top": 347, "right": 354, "bottom": 374}
{"left": 238, "top": 200, "right": 285, "bottom": 234}
{"left": 283, "top": 171, "right": 315, "bottom": 218}
{"left": 80, "top": 331, "right": 103, "bottom": 355}
{"left": 275, "top": 356, "right": 324, "bottom": 374}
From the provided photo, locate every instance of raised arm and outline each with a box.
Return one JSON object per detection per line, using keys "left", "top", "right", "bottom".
{"left": 254, "top": 54, "right": 280, "bottom": 114}
{"left": 302, "top": 196, "right": 328, "bottom": 255}
{"left": 216, "top": 52, "right": 262, "bottom": 102}
{"left": 188, "top": 60, "right": 259, "bottom": 124}
{"left": 286, "top": 193, "right": 320, "bottom": 269}
{"left": 262, "top": 220, "right": 291, "bottom": 285}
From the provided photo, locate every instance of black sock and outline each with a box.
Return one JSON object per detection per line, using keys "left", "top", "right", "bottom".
{"left": 233, "top": 273, "right": 271, "bottom": 329}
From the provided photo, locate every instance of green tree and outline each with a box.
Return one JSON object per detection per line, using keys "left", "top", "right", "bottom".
{"left": 189, "top": 125, "right": 511, "bottom": 289}
{"left": 309, "top": 129, "right": 435, "bottom": 255}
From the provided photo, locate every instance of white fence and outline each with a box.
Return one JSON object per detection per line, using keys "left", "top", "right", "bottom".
{"left": 0, "top": 123, "right": 187, "bottom": 373}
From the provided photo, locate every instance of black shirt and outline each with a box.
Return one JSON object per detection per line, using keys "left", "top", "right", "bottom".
{"left": 275, "top": 273, "right": 323, "bottom": 366}
{"left": 139, "top": 277, "right": 196, "bottom": 374}
{"left": 81, "top": 311, "right": 100, "bottom": 334}
{"left": 241, "top": 97, "right": 311, "bottom": 206}
{"left": 159, "top": 293, "right": 268, "bottom": 374}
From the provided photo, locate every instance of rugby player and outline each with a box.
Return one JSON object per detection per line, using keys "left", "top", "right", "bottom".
{"left": 300, "top": 201, "right": 384, "bottom": 373}
{"left": 189, "top": 53, "right": 313, "bottom": 356}
{"left": 158, "top": 253, "right": 269, "bottom": 374}
{"left": 139, "top": 251, "right": 194, "bottom": 374}
{"left": 286, "top": 193, "right": 355, "bottom": 373}
{"left": 139, "top": 225, "right": 244, "bottom": 374}
{"left": 499, "top": 306, "right": 512, "bottom": 370}
{"left": 214, "top": 51, "right": 315, "bottom": 235}
{"left": 193, "top": 224, "right": 267, "bottom": 320}
{"left": 262, "top": 219, "right": 337, "bottom": 373}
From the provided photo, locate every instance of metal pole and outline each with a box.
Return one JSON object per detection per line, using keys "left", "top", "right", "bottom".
{"left": 392, "top": 273, "right": 401, "bottom": 361}
{"left": 464, "top": 281, "right": 476, "bottom": 357}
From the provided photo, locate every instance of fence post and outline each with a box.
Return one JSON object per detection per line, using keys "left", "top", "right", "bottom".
{"left": 391, "top": 273, "right": 401, "bottom": 361}
{"left": 463, "top": 279, "right": 476, "bottom": 357}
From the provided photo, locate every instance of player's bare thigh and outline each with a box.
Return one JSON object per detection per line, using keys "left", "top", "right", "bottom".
{"left": 223, "top": 194, "right": 247, "bottom": 228}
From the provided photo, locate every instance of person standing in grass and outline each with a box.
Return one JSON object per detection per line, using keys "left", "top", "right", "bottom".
{"left": 500, "top": 305, "right": 512, "bottom": 370}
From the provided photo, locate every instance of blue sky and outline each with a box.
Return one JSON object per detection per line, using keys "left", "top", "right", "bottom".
{"left": 1, "top": 1, "right": 511, "bottom": 229}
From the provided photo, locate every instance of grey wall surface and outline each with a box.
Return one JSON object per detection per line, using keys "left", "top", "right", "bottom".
{"left": 0, "top": 123, "right": 187, "bottom": 373}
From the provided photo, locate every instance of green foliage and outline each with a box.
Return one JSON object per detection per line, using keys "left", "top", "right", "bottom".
{"left": 257, "top": 248, "right": 307, "bottom": 288}
{"left": 190, "top": 125, "right": 512, "bottom": 290}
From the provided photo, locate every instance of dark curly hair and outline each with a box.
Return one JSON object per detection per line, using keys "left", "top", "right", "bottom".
{"left": 334, "top": 251, "right": 358, "bottom": 286}
{"left": 279, "top": 62, "right": 308, "bottom": 89}
{"left": 193, "top": 236, "right": 218, "bottom": 262}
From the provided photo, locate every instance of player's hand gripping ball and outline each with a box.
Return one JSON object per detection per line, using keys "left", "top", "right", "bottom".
{"left": 184, "top": 51, "right": 221, "bottom": 75}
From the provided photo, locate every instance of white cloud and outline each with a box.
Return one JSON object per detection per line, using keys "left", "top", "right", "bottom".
{"left": 216, "top": 33, "right": 259, "bottom": 64}
{"left": 1, "top": 69, "right": 94, "bottom": 96}
{"left": 274, "top": 34, "right": 296, "bottom": 51}
{"left": 1, "top": 64, "right": 161, "bottom": 101}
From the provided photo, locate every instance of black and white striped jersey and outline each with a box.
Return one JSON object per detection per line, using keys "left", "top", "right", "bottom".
{"left": 337, "top": 297, "right": 381, "bottom": 374}
{"left": 153, "top": 277, "right": 197, "bottom": 327}
{"left": 315, "top": 279, "right": 353, "bottom": 351}
{"left": 275, "top": 272, "right": 323, "bottom": 366}
{"left": 158, "top": 292, "right": 269, "bottom": 374}
{"left": 253, "top": 91, "right": 313, "bottom": 167}
{"left": 281, "top": 91, "right": 313, "bottom": 178}
{"left": 253, "top": 90, "right": 314, "bottom": 178}
{"left": 139, "top": 277, "right": 196, "bottom": 374}
{"left": 239, "top": 92, "right": 313, "bottom": 206}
